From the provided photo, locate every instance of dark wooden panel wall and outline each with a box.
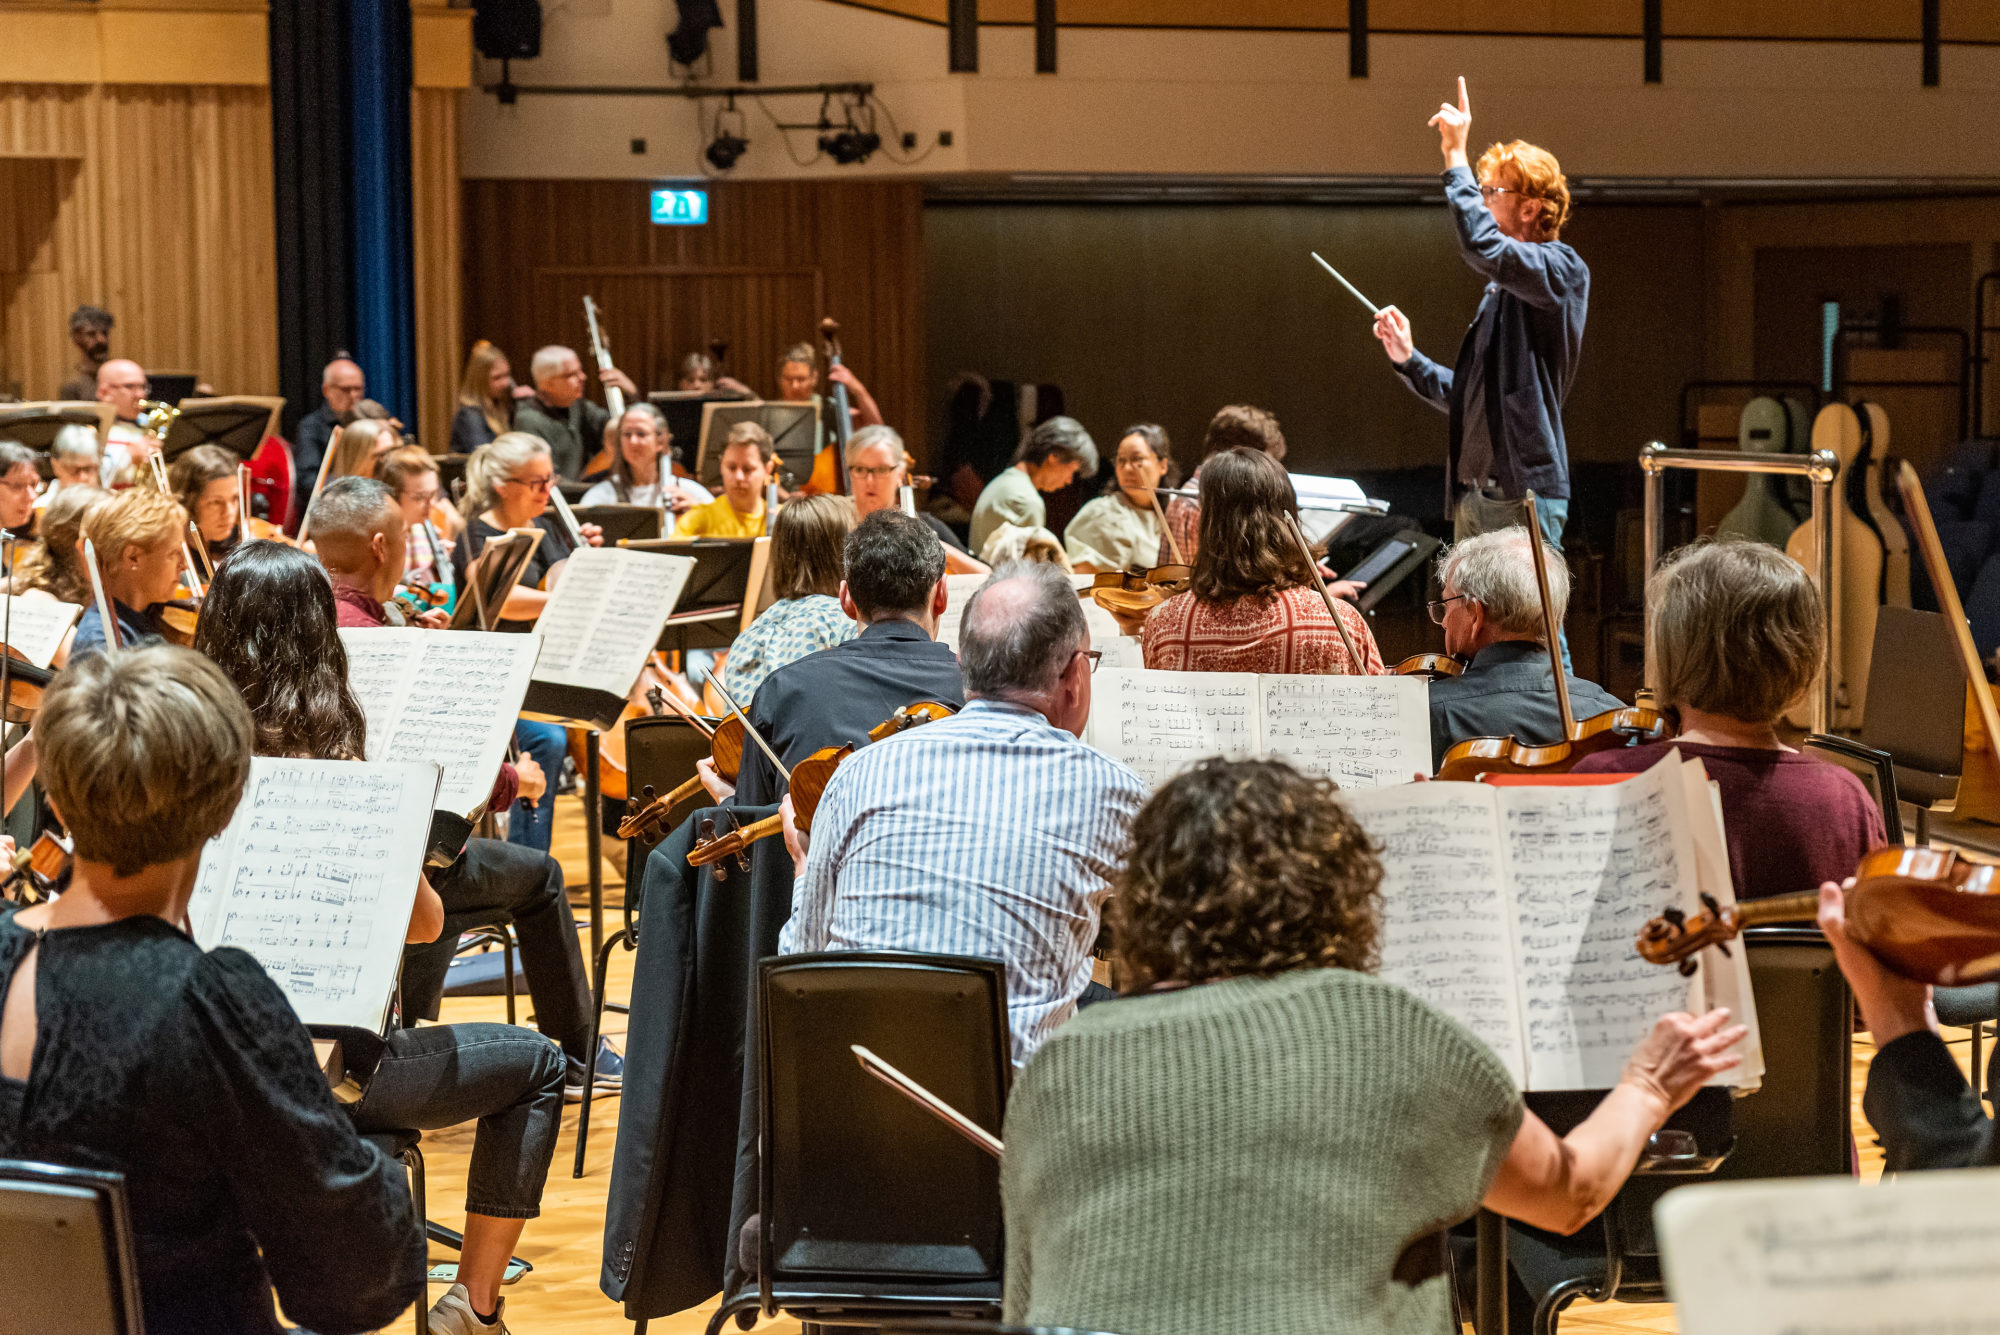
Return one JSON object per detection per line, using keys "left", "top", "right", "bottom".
{"left": 461, "top": 179, "right": 927, "bottom": 454}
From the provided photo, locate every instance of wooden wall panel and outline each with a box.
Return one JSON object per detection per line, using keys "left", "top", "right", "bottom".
{"left": 461, "top": 179, "right": 927, "bottom": 456}
{"left": 0, "top": 82, "right": 276, "bottom": 403}
{"left": 413, "top": 87, "right": 462, "bottom": 453}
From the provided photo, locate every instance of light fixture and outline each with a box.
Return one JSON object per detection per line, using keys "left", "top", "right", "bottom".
{"left": 818, "top": 99, "right": 880, "bottom": 166}
{"left": 706, "top": 99, "right": 749, "bottom": 171}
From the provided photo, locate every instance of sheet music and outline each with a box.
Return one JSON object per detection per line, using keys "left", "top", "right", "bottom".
{"left": 188, "top": 757, "right": 439, "bottom": 1030}
{"left": 0, "top": 596, "right": 82, "bottom": 668}
{"left": 936, "top": 573, "right": 988, "bottom": 651}
{"left": 530, "top": 546, "right": 695, "bottom": 697}
{"left": 1659, "top": 1170, "right": 2000, "bottom": 1335}
{"left": 1344, "top": 782, "right": 1530, "bottom": 1088}
{"left": 1680, "top": 757, "right": 1766, "bottom": 1087}
{"left": 1085, "top": 668, "right": 1258, "bottom": 787}
{"left": 1497, "top": 753, "right": 1706, "bottom": 1090}
{"left": 339, "top": 627, "right": 540, "bottom": 816}
{"left": 1259, "top": 674, "right": 1431, "bottom": 788}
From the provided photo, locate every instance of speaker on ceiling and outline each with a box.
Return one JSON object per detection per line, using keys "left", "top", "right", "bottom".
{"left": 473, "top": 0, "right": 542, "bottom": 60}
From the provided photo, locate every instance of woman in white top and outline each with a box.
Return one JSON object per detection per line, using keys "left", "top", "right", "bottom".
{"left": 1064, "top": 423, "right": 1174, "bottom": 573}
{"left": 579, "top": 403, "right": 712, "bottom": 515}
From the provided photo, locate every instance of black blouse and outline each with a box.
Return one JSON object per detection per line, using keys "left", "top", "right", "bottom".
{"left": 449, "top": 513, "right": 576, "bottom": 632}
{"left": 0, "top": 910, "right": 423, "bottom": 1335}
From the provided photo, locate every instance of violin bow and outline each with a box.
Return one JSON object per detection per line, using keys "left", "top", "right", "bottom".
{"left": 851, "top": 1045, "right": 1004, "bottom": 1159}
{"left": 1149, "top": 488, "right": 1186, "bottom": 566}
{"left": 1285, "top": 511, "right": 1365, "bottom": 672}
{"left": 237, "top": 463, "right": 252, "bottom": 547}
{"left": 146, "top": 452, "right": 206, "bottom": 598}
{"left": 646, "top": 652, "right": 715, "bottom": 738}
{"left": 1521, "top": 492, "right": 1576, "bottom": 740}
{"left": 296, "top": 425, "right": 342, "bottom": 545}
{"left": 707, "top": 672, "right": 791, "bottom": 783}
{"left": 81, "top": 538, "right": 120, "bottom": 651}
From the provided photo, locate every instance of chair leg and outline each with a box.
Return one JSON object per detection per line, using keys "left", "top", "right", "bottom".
{"left": 503, "top": 931, "right": 518, "bottom": 1028}
{"left": 573, "top": 925, "right": 629, "bottom": 1178}
{"left": 701, "top": 1290, "right": 762, "bottom": 1335}
{"left": 402, "top": 1146, "right": 429, "bottom": 1335}
{"left": 1535, "top": 1275, "right": 1597, "bottom": 1335}
{"left": 1916, "top": 804, "right": 1931, "bottom": 847}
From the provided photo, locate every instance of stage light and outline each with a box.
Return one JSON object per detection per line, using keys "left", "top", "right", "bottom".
{"left": 706, "top": 130, "right": 749, "bottom": 170}
{"left": 819, "top": 128, "right": 880, "bottom": 166}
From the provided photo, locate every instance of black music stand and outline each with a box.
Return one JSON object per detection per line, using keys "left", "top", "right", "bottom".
{"left": 144, "top": 372, "right": 198, "bottom": 404}
{"left": 692, "top": 400, "right": 819, "bottom": 492}
{"left": 648, "top": 390, "right": 750, "bottom": 469}
{"left": 631, "top": 537, "right": 766, "bottom": 655}
{"left": 1348, "top": 530, "right": 1442, "bottom": 614}
{"left": 576, "top": 504, "right": 663, "bottom": 547}
{"left": 0, "top": 403, "right": 113, "bottom": 459}
{"left": 159, "top": 396, "right": 282, "bottom": 463}
{"left": 449, "top": 529, "right": 542, "bottom": 632}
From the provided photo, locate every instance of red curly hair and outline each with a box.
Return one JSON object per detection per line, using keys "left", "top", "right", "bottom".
{"left": 1477, "top": 139, "right": 1571, "bottom": 242}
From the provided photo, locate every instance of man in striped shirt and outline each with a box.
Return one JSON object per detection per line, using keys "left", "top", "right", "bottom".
{"left": 779, "top": 561, "right": 1146, "bottom": 1062}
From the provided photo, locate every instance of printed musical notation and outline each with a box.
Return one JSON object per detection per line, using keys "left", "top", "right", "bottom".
{"left": 341, "top": 627, "right": 540, "bottom": 816}
{"left": 0, "top": 595, "right": 82, "bottom": 669}
{"left": 1659, "top": 1170, "right": 2000, "bottom": 1335}
{"left": 1096, "top": 672, "right": 1258, "bottom": 788}
{"left": 530, "top": 546, "right": 694, "bottom": 699}
{"left": 189, "top": 757, "right": 440, "bottom": 1032}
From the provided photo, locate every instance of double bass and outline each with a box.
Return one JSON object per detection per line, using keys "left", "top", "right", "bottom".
{"left": 1783, "top": 402, "right": 1880, "bottom": 729}
{"left": 820, "top": 318, "right": 854, "bottom": 495}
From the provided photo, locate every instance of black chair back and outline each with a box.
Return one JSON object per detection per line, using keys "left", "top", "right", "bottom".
{"left": 1854, "top": 605, "right": 1965, "bottom": 809}
{"left": 1801, "top": 735, "right": 1905, "bottom": 845}
{"left": 758, "top": 952, "right": 1010, "bottom": 1289}
{"left": 0, "top": 1159, "right": 144, "bottom": 1334}
{"left": 623, "top": 714, "right": 721, "bottom": 838}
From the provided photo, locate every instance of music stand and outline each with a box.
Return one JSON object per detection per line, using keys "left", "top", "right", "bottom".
{"left": 0, "top": 402, "right": 114, "bottom": 453}
{"left": 1347, "top": 530, "right": 1442, "bottom": 614}
{"left": 630, "top": 536, "right": 769, "bottom": 653}
{"left": 648, "top": 390, "right": 751, "bottom": 468}
{"left": 159, "top": 396, "right": 282, "bottom": 463}
{"left": 692, "top": 400, "right": 819, "bottom": 493}
{"left": 578, "top": 505, "right": 663, "bottom": 546}
{"left": 449, "top": 528, "right": 542, "bottom": 631}
{"left": 144, "top": 372, "right": 198, "bottom": 404}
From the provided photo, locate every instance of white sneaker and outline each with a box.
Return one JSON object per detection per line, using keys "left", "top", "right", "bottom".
{"left": 428, "top": 1282, "right": 510, "bottom": 1335}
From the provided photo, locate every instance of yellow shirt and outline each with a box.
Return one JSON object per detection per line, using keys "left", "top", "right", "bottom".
{"left": 675, "top": 495, "right": 767, "bottom": 538}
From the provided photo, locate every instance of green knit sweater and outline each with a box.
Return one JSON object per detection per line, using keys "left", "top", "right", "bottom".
{"left": 1000, "top": 968, "right": 1524, "bottom": 1335}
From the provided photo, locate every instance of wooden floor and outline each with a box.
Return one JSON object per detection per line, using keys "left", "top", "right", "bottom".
{"left": 412, "top": 795, "right": 1954, "bottom": 1334}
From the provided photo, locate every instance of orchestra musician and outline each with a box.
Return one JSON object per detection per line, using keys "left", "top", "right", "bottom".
{"left": 513, "top": 345, "right": 634, "bottom": 483}
{"left": 969, "top": 417, "right": 1100, "bottom": 559}
{"left": 375, "top": 446, "right": 458, "bottom": 602}
{"left": 450, "top": 432, "right": 603, "bottom": 855}
{"left": 452, "top": 340, "right": 515, "bottom": 453}
{"left": 1000, "top": 757, "right": 1746, "bottom": 1335}
{"left": 577, "top": 402, "right": 712, "bottom": 515}
{"left": 95, "top": 358, "right": 157, "bottom": 488}
{"left": 309, "top": 477, "right": 621, "bottom": 1100}
{"left": 71, "top": 487, "right": 187, "bottom": 656}
{"left": 1819, "top": 882, "right": 1998, "bottom": 1170}
{"left": 0, "top": 442, "right": 38, "bottom": 542}
{"left": 1156, "top": 404, "right": 1288, "bottom": 568}
{"left": 325, "top": 417, "right": 399, "bottom": 483}
{"left": 844, "top": 424, "right": 987, "bottom": 573}
{"left": 673, "top": 421, "right": 777, "bottom": 539}
{"left": 712, "top": 509, "right": 965, "bottom": 809}
{"left": 1372, "top": 79, "right": 1587, "bottom": 558}
{"left": 56, "top": 304, "right": 113, "bottom": 402}
{"left": 0, "top": 644, "right": 426, "bottom": 1335}
{"left": 44, "top": 424, "right": 104, "bottom": 503}
{"left": 1065, "top": 423, "right": 1172, "bottom": 574}
{"left": 292, "top": 357, "right": 366, "bottom": 523}
{"left": 170, "top": 444, "right": 244, "bottom": 567}
{"left": 11, "top": 485, "right": 109, "bottom": 621}
{"left": 778, "top": 340, "right": 884, "bottom": 496}
{"left": 1424, "top": 527, "right": 1622, "bottom": 769}
{"left": 715, "top": 493, "right": 858, "bottom": 706}
{"left": 779, "top": 561, "right": 1142, "bottom": 1061}
{"left": 193, "top": 542, "right": 566, "bottom": 1335}
{"left": 1572, "top": 540, "right": 1883, "bottom": 900}
{"left": 1141, "top": 448, "right": 1383, "bottom": 676}
{"left": 678, "top": 350, "right": 752, "bottom": 397}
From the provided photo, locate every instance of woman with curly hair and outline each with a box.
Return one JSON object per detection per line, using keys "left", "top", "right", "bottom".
{"left": 999, "top": 757, "right": 1745, "bottom": 1335}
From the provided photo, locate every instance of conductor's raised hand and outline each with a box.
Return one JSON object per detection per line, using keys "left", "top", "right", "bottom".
{"left": 1373, "top": 305, "right": 1415, "bottom": 365}
{"left": 1428, "top": 76, "right": 1471, "bottom": 168}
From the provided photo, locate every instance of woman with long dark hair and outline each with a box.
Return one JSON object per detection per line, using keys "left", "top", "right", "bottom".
{"left": 194, "top": 540, "right": 566, "bottom": 1335}
{"left": 1141, "top": 447, "right": 1383, "bottom": 675}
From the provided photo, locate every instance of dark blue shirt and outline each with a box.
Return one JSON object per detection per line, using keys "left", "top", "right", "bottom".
{"left": 1395, "top": 165, "right": 1590, "bottom": 506}
{"left": 71, "top": 599, "right": 166, "bottom": 659}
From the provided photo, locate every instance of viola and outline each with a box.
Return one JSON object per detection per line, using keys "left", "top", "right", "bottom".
{"left": 1434, "top": 691, "right": 1673, "bottom": 781}
{"left": 617, "top": 712, "right": 746, "bottom": 844}
{"left": 1635, "top": 845, "right": 2000, "bottom": 986}
{"left": 1087, "top": 563, "right": 1191, "bottom": 619}
{"left": 587, "top": 658, "right": 702, "bottom": 808}
{"left": 158, "top": 596, "right": 201, "bottom": 648}
{"left": 1395, "top": 652, "right": 1466, "bottom": 681}
{"left": 0, "top": 651, "right": 51, "bottom": 724}
{"left": 685, "top": 701, "right": 956, "bottom": 867}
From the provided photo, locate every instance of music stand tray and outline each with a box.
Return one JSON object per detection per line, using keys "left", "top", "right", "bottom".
{"left": 692, "top": 400, "right": 819, "bottom": 493}
{"left": 577, "top": 505, "right": 663, "bottom": 547}
{"left": 629, "top": 536, "right": 763, "bottom": 654}
{"left": 161, "top": 396, "right": 283, "bottom": 463}
{"left": 0, "top": 402, "right": 115, "bottom": 454}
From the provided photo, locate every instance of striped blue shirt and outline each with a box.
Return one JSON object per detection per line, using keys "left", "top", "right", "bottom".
{"left": 780, "top": 697, "right": 1146, "bottom": 1062}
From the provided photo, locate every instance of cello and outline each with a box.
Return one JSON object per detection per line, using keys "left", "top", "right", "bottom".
{"left": 1783, "top": 402, "right": 1881, "bottom": 729}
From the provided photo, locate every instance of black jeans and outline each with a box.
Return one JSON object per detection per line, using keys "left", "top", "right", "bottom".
{"left": 401, "top": 838, "right": 593, "bottom": 1065}
{"left": 347, "top": 1022, "right": 566, "bottom": 1220}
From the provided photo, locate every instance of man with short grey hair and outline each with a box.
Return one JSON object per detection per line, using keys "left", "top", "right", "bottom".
{"left": 969, "top": 416, "right": 1101, "bottom": 557}
{"left": 514, "top": 344, "right": 636, "bottom": 482}
{"left": 780, "top": 560, "right": 1144, "bottom": 1062}
{"left": 1426, "top": 525, "right": 1622, "bottom": 768}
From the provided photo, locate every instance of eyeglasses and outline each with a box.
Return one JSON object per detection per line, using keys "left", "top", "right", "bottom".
{"left": 1427, "top": 594, "right": 1468, "bottom": 624}
{"left": 1073, "top": 648, "right": 1103, "bottom": 674}
{"left": 504, "top": 474, "right": 554, "bottom": 494}
{"left": 1478, "top": 184, "right": 1521, "bottom": 200}
{"left": 849, "top": 464, "right": 902, "bottom": 480}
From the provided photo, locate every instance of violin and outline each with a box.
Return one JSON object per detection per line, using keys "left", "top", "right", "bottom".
{"left": 1087, "top": 563, "right": 1192, "bottom": 619}
{"left": 158, "top": 596, "right": 201, "bottom": 648}
{"left": 588, "top": 657, "right": 703, "bottom": 810}
{"left": 685, "top": 701, "right": 955, "bottom": 867}
{"left": 1395, "top": 652, "right": 1466, "bottom": 681}
{"left": 1635, "top": 845, "right": 2000, "bottom": 986}
{"left": 0, "top": 652, "right": 51, "bottom": 724}
{"left": 2, "top": 829, "right": 70, "bottom": 904}
{"left": 617, "top": 712, "right": 746, "bottom": 845}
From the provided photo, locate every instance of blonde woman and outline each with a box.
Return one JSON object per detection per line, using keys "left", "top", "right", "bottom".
{"left": 72, "top": 486, "right": 188, "bottom": 655}
{"left": 452, "top": 340, "right": 515, "bottom": 452}
{"left": 718, "top": 494, "right": 858, "bottom": 705}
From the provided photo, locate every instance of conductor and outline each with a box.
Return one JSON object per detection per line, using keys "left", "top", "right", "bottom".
{"left": 1372, "top": 78, "right": 1588, "bottom": 555}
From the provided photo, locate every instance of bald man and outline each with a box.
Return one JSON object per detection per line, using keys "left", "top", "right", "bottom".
{"left": 292, "top": 357, "right": 365, "bottom": 523}
{"left": 96, "top": 358, "right": 155, "bottom": 488}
